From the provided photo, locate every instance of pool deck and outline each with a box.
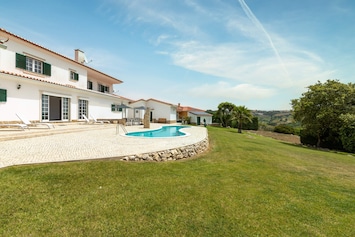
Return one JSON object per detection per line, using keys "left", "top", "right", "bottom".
{"left": 0, "top": 123, "right": 208, "bottom": 169}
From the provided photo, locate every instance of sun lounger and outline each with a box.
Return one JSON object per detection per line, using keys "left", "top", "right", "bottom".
{"left": 0, "top": 123, "right": 28, "bottom": 130}
{"left": 90, "top": 115, "right": 110, "bottom": 124}
{"left": 16, "top": 113, "right": 54, "bottom": 129}
{"left": 82, "top": 114, "right": 91, "bottom": 123}
{"left": 82, "top": 114, "right": 103, "bottom": 124}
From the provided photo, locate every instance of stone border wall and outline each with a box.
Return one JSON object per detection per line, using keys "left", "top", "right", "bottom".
{"left": 121, "top": 137, "right": 209, "bottom": 162}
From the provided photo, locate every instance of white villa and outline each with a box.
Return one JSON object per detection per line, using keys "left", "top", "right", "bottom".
{"left": 0, "top": 28, "right": 179, "bottom": 125}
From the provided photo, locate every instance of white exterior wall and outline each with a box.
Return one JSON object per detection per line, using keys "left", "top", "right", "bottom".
{"left": 147, "top": 100, "right": 177, "bottom": 122}
{"left": 0, "top": 40, "right": 88, "bottom": 90}
{"left": 87, "top": 94, "right": 124, "bottom": 120}
{"left": 126, "top": 100, "right": 177, "bottom": 123}
{"left": 188, "top": 112, "right": 212, "bottom": 125}
{"left": 0, "top": 77, "right": 41, "bottom": 121}
{"left": 170, "top": 107, "right": 177, "bottom": 122}
{"left": 128, "top": 100, "right": 146, "bottom": 119}
{"left": 148, "top": 101, "right": 163, "bottom": 120}
{"left": 134, "top": 109, "right": 145, "bottom": 120}
{"left": 0, "top": 73, "right": 126, "bottom": 122}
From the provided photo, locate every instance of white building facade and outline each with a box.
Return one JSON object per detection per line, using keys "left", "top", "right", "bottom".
{"left": 129, "top": 99, "right": 177, "bottom": 123}
{"left": 188, "top": 111, "right": 213, "bottom": 125}
{"left": 0, "top": 28, "right": 130, "bottom": 123}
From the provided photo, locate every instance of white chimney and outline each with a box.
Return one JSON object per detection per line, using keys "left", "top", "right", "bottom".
{"left": 75, "top": 49, "right": 86, "bottom": 64}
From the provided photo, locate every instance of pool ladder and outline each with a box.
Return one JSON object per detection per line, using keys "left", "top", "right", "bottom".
{"left": 116, "top": 124, "right": 128, "bottom": 135}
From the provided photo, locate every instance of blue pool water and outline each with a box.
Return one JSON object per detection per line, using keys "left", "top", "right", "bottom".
{"left": 126, "top": 125, "right": 189, "bottom": 138}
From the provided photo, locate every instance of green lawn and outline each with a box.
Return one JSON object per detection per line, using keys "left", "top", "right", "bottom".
{"left": 1, "top": 127, "right": 354, "bottom": 236}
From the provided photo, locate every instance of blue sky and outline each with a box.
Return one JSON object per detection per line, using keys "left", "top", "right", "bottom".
{"left": 1, "top": 0, "right": 354, "bottom": 110}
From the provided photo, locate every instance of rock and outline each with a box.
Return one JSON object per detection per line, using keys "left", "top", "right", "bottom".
{"left": 120, "top": 138, "right": 209, "bottom": 162}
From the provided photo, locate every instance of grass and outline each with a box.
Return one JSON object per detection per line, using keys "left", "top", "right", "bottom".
{"left": 1, "top": 126, "right": 355, "bottom": 236}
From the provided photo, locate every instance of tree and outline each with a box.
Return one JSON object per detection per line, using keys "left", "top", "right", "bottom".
{"left": 243, "top": 117, "right": 259, "bottom": 130}
{"left": 339, "top": 113, "right": 355, "bottom": 152}
{"left": 291, "top": 80, "right": 355, "bottom": 148}
{"left": 206, "top": 109, "right": 220, "bottom": 124}
{"left": 217, "top": 102, "right": 236, "bottom": 127}
{"left": 233, "top": 105, "right": 253, "bottom": 133}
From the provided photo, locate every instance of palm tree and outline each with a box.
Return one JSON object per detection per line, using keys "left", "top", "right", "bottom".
{"left": 217, "top": 102, "right": 236, "bottom": 127}
{"left": 233, "top": 106, "right": 253, "bottom": 133}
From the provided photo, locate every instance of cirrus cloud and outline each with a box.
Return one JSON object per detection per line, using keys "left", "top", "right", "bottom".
{"left": 189, "top": 81, "right": 276, "bottom": 101}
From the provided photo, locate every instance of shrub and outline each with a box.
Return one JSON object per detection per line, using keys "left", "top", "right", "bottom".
{"left": 183, "top": 116, "right": 191, "bottom": 124}
{"left": 300, "top": 129, "right": 318, "bottom": 146}
{"left": 243, "top": 117, "right": 259, "bottom": 130}
{"left": 274, "top": 124, "right": 295, "bottom": 135}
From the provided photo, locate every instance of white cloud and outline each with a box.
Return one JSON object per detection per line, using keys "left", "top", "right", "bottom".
{"left": 100, "top": 0, "right": 338, "bottom": 108}
{"left": 153, "top": 34, "right": 175, "bottom": 46}
{"left": 189, "top": 81, "right": 275, "bottom": 100}
{"left": 103, "top": 0, "right": 207, "bottom": 38}
{"left": 169, "top": 40, "right": 333, "bottom": 90}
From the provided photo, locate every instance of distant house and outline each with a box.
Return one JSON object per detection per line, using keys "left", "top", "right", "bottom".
{"left": 128, "top": 98, "right": 177, "bottom": 123}
{"left": 0, "top": 28, "right": 131, "bottom": 123}
{"left": 177, "top": 104, "right": 212, "bottom": 125}
{"left": 188, "top": 111, "right": 213, "bottom": 125}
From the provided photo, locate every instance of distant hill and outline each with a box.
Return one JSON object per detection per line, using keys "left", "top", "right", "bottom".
{"left": 205, "top": 109, "right": 300, "bottom": 130}
{"left": 251, "top": 110, "right": 296, "bottom": 127}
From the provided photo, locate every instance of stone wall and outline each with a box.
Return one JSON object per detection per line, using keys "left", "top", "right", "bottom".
{"left": 121, "top": 137, "right": 209, "bottom": 162}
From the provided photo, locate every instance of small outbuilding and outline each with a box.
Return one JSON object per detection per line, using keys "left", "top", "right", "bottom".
{"left": 188, "top": 111, "right": 213, "bottom": 126}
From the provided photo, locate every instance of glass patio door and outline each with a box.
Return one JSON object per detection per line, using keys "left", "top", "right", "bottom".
{"left": 42, "top": 94, "right": 49, "bottom": 121}
{"left": 78, "top": 99, "right": 88, "bottom": 119}
{"left": 42, "top": 94, "right": 70, "bottom": 121}
{"left": 62, "top": 97, "right": 69, "bottom": 121}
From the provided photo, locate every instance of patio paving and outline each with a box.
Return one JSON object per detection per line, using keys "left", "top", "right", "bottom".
{"left": 0, "top": 123, "right": 207, "bottom": 168}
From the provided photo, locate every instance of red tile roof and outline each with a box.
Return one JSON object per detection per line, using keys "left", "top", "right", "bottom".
{"left": 177, "top": 106, "right": 204, "bottom": 112}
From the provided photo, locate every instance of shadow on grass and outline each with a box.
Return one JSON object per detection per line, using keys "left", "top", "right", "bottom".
{"left": 279, "top": 141, "right": 353, "bottom": 156}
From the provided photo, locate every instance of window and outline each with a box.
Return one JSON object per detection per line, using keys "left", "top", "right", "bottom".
{"left": 111, "top": 104, "right": 116, "bottom": 111}
{"left": 0, "top": 89, "right": 7, "bottom": 102}
{"left": 78, "top": 99, "right": 88, "bottom": 119}
{"left": 42, "top": 94, "right": 49, "bottom": 120}
{"left": 62, "top": 98, "right": 70, "bottom": 120}
{"left": 98, "top": 84, "right": 109, "bottom": 93}
{"left": 70, "top": 71, "right": 79, "bottom": 81}
{"left": 87, "top": 81, "right": 93, "bottom": 90}
{"left": 26, "top": 57, "right": 43, "bottom": 74}
{"left": 112, "top": 104, "right": 124, "bottom": 112}
{"left": 16, "top": 53, "right": 51, "bottom": 76}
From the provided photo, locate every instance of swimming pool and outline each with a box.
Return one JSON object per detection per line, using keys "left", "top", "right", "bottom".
{"left": 126, "top": 125, "right": 189, "bottom": 138}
